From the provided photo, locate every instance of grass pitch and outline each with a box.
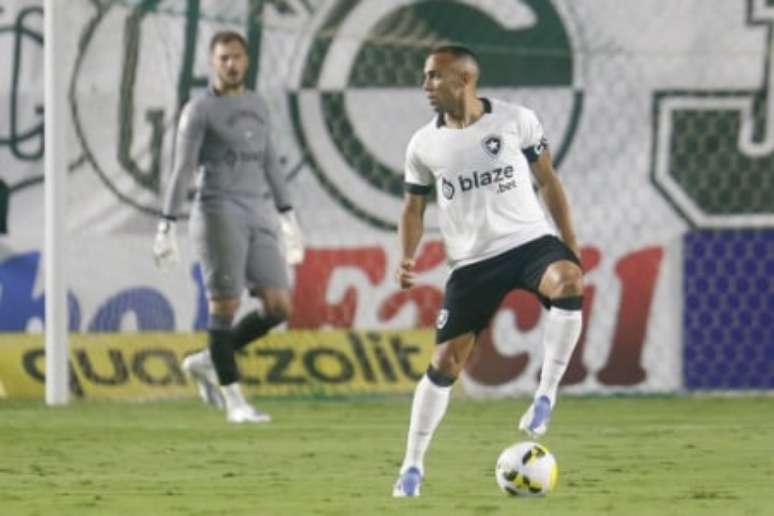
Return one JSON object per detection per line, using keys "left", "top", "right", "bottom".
{"left": 1, "top": 395, "right": 772, "bottom": 516}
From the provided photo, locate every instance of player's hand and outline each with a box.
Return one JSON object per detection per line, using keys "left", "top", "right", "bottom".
{"left": 279, "top": 210, "right": 305, "bottom": 265}
{"left": 153, "top": 219, "right": 180, "bottom": 270}
{"left": 395, "top": 257, "right": 416, "bottom": 290}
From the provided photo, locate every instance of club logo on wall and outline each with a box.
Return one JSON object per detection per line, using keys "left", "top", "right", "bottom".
{"left": 67, "top": 0, "right": 583, "bottom": 227}
{"left": 289, "top": 0, "right": 584, "bottom": 231}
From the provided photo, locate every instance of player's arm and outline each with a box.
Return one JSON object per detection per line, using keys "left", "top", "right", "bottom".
{"left": 153, "top": 101, "right": 205, "bottom": 269}
{"left": 399, "top": 134, "right": 433, "bottom": 289}
{"left": 161, "top": 102, "right": 206, "bottom": 219}
{"left": 263, "top": 137, "right": 292, "bottom": 212}
{"left": 530, "top": 148, "right": 580, "bottom": 258}
{"left": 397, "top": 190, "right": 428, "bottom": 289}
{"left": 257, "top": 95, "right": 292, "bottom": 212}
{"left": 263, "top": 123, "right": 304, "bottom": 264}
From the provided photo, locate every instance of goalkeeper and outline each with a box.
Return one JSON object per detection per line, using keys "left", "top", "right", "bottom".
{"left": 152, "top": 31, "right": 304, "bottom": 424}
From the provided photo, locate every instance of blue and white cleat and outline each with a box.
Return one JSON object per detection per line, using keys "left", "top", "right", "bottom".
{"left": 392, "top": 467, "right": 422, "bottom": 497}
{"left": 518, "top": 395, "right": 552, "bottom": 438}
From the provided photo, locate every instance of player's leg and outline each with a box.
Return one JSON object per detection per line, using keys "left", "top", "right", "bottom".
{"left": 232, "top": 287, "right": 292, "bottom": 351}
{"left": 185, "top": 211, "right": 269, "bottom": 422}
{"left": 394, "top": 261, "right": 505, "bottom": 497}
{"left": 234, "top": 228, "right": 293, "bottom": 350}
{"left": 183, "top": 210, "right": 238, "bottom": 410}
{"left": 393, "top": 332, "right": 476, "bottom": 498}
{"left": 181, "top": 297, "right": 246, "bottom": 414}
{"left": 535, "top": 259, "right": 584, "bottom": 405}
{"left": 519, "top": 238, "right": 584, "bottom": 437}
{"left": 201, "top": 226, "right": 292, "bottom": 422}
{"left": 208, "top": 300, "right": 271, "bottom": 423}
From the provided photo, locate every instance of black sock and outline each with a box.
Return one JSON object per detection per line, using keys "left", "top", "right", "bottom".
{"left": 208, "top": 314, "right": 239, "bottom": 385}
{"left": 209, "top": 329, "right": 240, "bottom": 385}
{"left": 232, "top": 311, "right": 284, "bottom": 351}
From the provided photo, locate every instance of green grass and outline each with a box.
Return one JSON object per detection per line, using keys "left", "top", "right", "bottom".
{"left": 1, "top": 396, "right": 773, "bottom": 516}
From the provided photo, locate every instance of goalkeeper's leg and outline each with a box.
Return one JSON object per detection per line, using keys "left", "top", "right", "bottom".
{"left": 231, "top": 287, "right": 292, "bottom": 351}
{"left": 181, "top": 297, "right": 270, "bottom": 423}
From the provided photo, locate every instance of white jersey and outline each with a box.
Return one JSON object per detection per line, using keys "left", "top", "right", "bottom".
{"left": 404, "top": 98, "right": 555, "bottom": 269}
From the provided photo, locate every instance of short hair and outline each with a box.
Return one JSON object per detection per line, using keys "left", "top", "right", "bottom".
{"left": 429, "top": 45, "right": 480, "bottom": 66}
{"left": 209, "top": 31, "right": 248, "bottom": 53}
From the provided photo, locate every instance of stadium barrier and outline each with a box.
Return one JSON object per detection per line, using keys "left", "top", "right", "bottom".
{"left": 0, "top": 330, "right": 434, "bottom": 400}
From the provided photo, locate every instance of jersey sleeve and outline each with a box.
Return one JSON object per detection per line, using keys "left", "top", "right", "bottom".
{"left": 258, "top": 97, "right": 292, "bottom": 212}
{"left": 519, "top": 107, "right": 548, "bottom": 164}
{"left": 162, "top": 100, "right": 206, "bottom": 218}
{"left": 264, "top": 135, "right": 292, "bottom": 211}
{"left": 404, "top": 135, "right": 434, "bottom": 195}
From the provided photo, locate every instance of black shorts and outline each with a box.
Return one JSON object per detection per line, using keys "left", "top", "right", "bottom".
{"left": 435, "top": 235, "right": 580, "bottom": 343}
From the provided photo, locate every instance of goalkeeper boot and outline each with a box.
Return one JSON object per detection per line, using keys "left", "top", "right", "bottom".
{"left": 392, "top": 466, "right": 422, "bottom": 497}
{"left": 182, "top": 350, "right": 225, "bottom": 409}
{"left": 221, "top": 383, "right": 272, "bottom": 424}
{"left": 226, "top": 404, "right": 272, "bottom": 424}
{"left": 518, "top": 395, "right": 552, "bottom": 438}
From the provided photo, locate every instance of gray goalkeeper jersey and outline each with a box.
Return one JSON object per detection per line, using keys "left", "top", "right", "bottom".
{"left": 162, "top": 89, "right": 291, "bottom": 225}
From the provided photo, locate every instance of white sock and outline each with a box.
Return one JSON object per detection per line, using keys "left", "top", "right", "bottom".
{"left": 535, "top": 307, "right": 583, "bottom": 407}
{"left": 220, "top": 382, "right": 248, "bottom": 410}
{"left": 400, "top": 374, "right": 452, "bottom": 475}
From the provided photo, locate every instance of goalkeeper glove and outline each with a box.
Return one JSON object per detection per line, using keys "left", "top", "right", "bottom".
{"left": 279, "top": 210, "right": 305, "bottom": 265}
{"left": 152, "top": 218, "right": 180, "bottom": 270}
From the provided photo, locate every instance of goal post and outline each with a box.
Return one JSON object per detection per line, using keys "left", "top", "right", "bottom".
{"left": 43, "top": 0, "right": 69, "bottom": 405}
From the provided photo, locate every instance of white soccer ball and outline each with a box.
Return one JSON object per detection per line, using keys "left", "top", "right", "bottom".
{"left": 495, "top": 441, "right": 558, "bottom": 496}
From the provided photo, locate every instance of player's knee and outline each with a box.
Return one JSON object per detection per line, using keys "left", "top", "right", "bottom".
{"left": 552, "top": 264, "right": 583, "bottom": 298}
{"left": 557, "top": 274, "right": 583, "bottom": 298}
{"left": 541, "top": 261, "right": 583, "bottom": 300}
{"left": 276, "top": 300, "right": 292, "bottom": 321}
{"left": 209, "top": 297, "right": 240, "bottom": 320}
{"left": 265, "top": 297, "right": 292, "bottom": 322}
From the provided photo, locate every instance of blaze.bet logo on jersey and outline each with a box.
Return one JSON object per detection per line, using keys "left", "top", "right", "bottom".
{"left": 441, "top": 177, "right": 456, "bottom": 201}
{"left": 456, "top": 166, "right": 516, "bottom": 196}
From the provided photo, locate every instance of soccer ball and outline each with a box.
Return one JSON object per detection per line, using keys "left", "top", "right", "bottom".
{"left": 495, "top": 441, "right": 558, "bottom": 496}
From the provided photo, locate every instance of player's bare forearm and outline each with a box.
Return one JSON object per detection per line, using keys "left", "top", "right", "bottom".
{"left": 531, "top": 150, "right": 579, "bottom": 257}
{"left": 540, "top": 178, "right": 578, "bottom": 256}
{"left": 400, "top": 213, "right": 424, "bottom": 260}
{"left": 397, "top": 193, "right": 426, "bottom": 289}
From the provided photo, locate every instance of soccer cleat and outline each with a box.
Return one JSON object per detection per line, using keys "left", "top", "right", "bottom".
{"left": 392, "top": 467, "right": 422, "bottom": 497}
{"left": 518, "top": 395, "right": 552, "bottom": 438}
{"left": 182, "top": 350, "right": 225, "bottom": 410}
{"left": 226, "top": 404, "right": 272, "bottom": 424}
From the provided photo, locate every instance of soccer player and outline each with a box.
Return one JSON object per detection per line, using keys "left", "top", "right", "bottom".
{"left": 152, "top": 31, "right": 304, "bottom": 424}
{"left": 392, "top": 46, "right": 584, "bottom": 497}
